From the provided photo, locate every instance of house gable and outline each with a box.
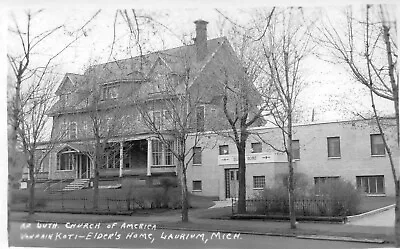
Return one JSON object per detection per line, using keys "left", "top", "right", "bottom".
{"left": 55, "top": 74, "right": 79, "bottom": 96}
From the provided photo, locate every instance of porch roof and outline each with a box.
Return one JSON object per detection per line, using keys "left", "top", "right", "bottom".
{"left": 59, "top": 143, "right": 94, "bottom": 154}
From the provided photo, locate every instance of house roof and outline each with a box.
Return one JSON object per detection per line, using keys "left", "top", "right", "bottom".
{"left": 49, "top": 37, "right": 229, "bottom": 116}
{"left": 82, "top": 37, "right": 227, "bottom": 83}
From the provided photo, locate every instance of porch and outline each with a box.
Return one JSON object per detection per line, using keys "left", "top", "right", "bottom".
{"left": 99, "top": 138, "right": 177, "bottom": 178}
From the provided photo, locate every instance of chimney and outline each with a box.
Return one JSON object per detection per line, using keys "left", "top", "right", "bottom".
{"left": 194, "top": 19, "right": 208, "bottom": 61}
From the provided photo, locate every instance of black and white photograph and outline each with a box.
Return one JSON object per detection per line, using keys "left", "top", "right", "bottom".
{"left": 4, "top": 1, "right": 400, "bottom": 248}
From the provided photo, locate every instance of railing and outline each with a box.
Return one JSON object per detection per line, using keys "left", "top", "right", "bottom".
{"left": 14, "top": 195, "right": 173, "bottom": 212}
{"left": 44, "top": 178, "right": 71, "bottom": 192}
{"left": 234, "top": 198, "right": 349, "bottom": 217}
{"left": 151, "top": 165, "right": 176, "bottom": 174}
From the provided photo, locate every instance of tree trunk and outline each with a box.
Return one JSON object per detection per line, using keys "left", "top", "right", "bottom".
{"left": 92, "top": 169, "right": 99, "bottom": 210}
{"left": 395, "top": 179, "right": 400, "bottom": 247}
{"left": 287, "top": 114, "right": 297, "bottom": 229}
{"left": 237, "top": 144, "right": 247, "bottom": 214}
{"left": 28, "top": 161, "right": 35, "bottom": 215}
{"left": 394, "top": 96, "right": 399, "bottom": 146}
{"left": 179, "top": 158, "right": 189, "bottom": 222}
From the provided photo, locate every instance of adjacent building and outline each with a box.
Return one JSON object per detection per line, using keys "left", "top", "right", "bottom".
{"left": 186, "top": 118, "right": 399, "bottom": 199}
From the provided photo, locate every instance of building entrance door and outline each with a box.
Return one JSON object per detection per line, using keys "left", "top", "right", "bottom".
{"left": 225, "top": 169, "right": 239, "bottom": 199}
{"left": 77, "top": 154, "right": 90, "bottom": 179}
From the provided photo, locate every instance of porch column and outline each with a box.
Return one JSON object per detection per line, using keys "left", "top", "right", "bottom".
{"left": 147, "top": 138, "right": 152, "bottom": 176}
{"left": 119, "top": 141, "right": 124, "bottom": 178}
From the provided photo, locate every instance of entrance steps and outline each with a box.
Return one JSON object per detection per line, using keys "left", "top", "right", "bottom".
{"left": 62, "top": 179, "right": 90, "bottom": 191}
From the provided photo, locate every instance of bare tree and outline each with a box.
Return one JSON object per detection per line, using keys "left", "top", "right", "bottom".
{"left": 316, "top": 4, "right": 399, "bottom": 245}
{"left": 7, "top": 9, "right": 100, "bottom": 214}
{"left": 254, "top": 8, "right": 314, "bottom": 229}
{"left": 213, "top": 8, "right": 275, "bottom": 214}
{"left": 63, "top": 64, "right": 128, "bottom": 210}
{"left": 8, "top": 73, "right": 61, "bottom": 214}
{"left": 133, "top": 51, "right": 212, "bottom": 222}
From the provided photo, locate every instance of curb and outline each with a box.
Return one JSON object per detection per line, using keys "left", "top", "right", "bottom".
{"left": 346, "top": 204, "right": 395, "bottom": 223}
{"left": 156, "top": 225, "right": 387, "bottom": 244}
{"left": 296, "top": 235, "right": 385, "bottom": 244}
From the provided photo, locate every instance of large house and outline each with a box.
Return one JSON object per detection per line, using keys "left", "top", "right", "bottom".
{"left": 40, "top": 20, "right": 255, "bottom": 186}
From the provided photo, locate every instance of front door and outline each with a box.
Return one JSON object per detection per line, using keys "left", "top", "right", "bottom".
{"left": 225, "top": 169, "right": 239, "bottom": 199}
{"left": 77, "top": 154, "right": 90, "bottom": 179}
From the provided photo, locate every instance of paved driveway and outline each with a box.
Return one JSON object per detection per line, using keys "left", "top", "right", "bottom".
{"left": 348, "top": 206, "right": 395, "bottom": 227}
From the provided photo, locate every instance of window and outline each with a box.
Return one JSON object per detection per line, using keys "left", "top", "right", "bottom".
{"left": 165, "top": 141, "right": 174, "bottom": 165}
{"left": 154, "top": 111, "right": 162, "bottom": 128}
{"left": 314, "top": 176, "right": 340, "bottom": 185}
{"left": 69, "top": 122, "right": 77, "bottom": 139}
{"left": 163, "top": 110, "right": 172, "bottom": 127}
{"left": 102, "top": 84, "right": 119, "bottom": 100}
{"left": 357, "top": 175, "right": 385, "bottom": 194}
{"left": 211, "top": 108, "right": 216, "bottom": 116}
{"left": 57, "top": 152, "right": 75, "bottom": 171}
{"left": 192, "top": 181, "right": 202, "bottom": 191}
{"left": 231, "top": 170, "right": 238, "bottom": 181}
{"left": 196, "top": 106, "right": 205, "bottom": 132}
{"left": 314, "top": 176, "right": 340, "bottom": 193}
{"left": 136, "top": 113, "right": 142, "bottom": 123}
{"left": 61, "top": 121, "right": 68, "bottom": 138}
{"left": 193, "top": 147, "right": 202, "bottom": 165}
{"left": 371, "top": 134, "right": 385, "bottom": 156}
{"left": 106, "top": 145, "right": 120, "bottom": 169}
{"left": 82, "top": 121, "right": 88, "bottom": 137}
{"left": 327, "top": 137, "right": 341, "bottom": 158}
{"left": 251, "top": 142, "right": 262, "bottom": 153}
{"left": 152, "top": 140, "right": 163, "bottom": 165}
{"left": 292, "top": 140, "right": 300, "bottom": 160}
{"left": 219, "top": 145, "right": 229, "bottom": 155}
{"left": 152, "top": 140, "right": 174, "bottom": 166}
{"left": 253, "top": 176, "right": 265, "bottom": 189}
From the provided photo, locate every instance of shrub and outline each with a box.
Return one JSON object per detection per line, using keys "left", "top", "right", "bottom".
{"left": 275, "top": 172, "right": 310, "bottom": 194}
{"left": 167, "top": 187, "right": 182, "bottom": 209}
{"left": 254, "top": 187, "right": 290, "bottom": 214}
{"left": 310, "top": 179, "right": 362, "bottom": 216}
{"left": 159, "top": 177, "right": 178, "bottom": 191}
{"left": 10, "top": 190, "right": 48, "bottom": 208}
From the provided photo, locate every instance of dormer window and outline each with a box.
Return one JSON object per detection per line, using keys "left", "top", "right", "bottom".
{"left": 102, "top": 83, "right": 119, "bottom": 100}
{"left": 60, "top": 94, "right": 70, "bottom": 103}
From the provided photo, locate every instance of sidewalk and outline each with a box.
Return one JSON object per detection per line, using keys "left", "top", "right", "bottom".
{"left": 9, "top": 208, "right": 395, "bottom": 244}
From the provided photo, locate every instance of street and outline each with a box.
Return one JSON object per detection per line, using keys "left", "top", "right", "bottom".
{"left": 8, "top": 221, "right": 391, "bottom": 248}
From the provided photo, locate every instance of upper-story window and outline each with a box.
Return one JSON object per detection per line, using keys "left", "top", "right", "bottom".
{"left": 327, "top": 137, "right": 341, "bottom": 158}
{"left": 102, "top": 83, "right": 119, "bottom": 100}
{"left": 60, "top": 121, "right": 69, "bottom": 138}
{"left": 152, "top": 111, "right": 162, "bottom": 129}
{"left": 60, "top": 94, "right": 70, "bottom": 104}
{"left": 69, "top": 122, "right": 77, "bottom": 139}
{"left": 193, "top": 147, "right": 202, "bottom": 165}
{"left": 196, "top": 106, "right": 205, "bottom": 132}
{"left": 251, "top": 142, "right": 262, "bottom": 153}
{"left": 219, "top": 145, "right": 229, "bottom": 155}
{"left": 292, "top": 140, "right": 300, "bottom": 160}
{"left": 370, "top": 134, "right": 385, "bottom": 156}
{"left": 163, "top": 110, "right": 172, "bottom": 126}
